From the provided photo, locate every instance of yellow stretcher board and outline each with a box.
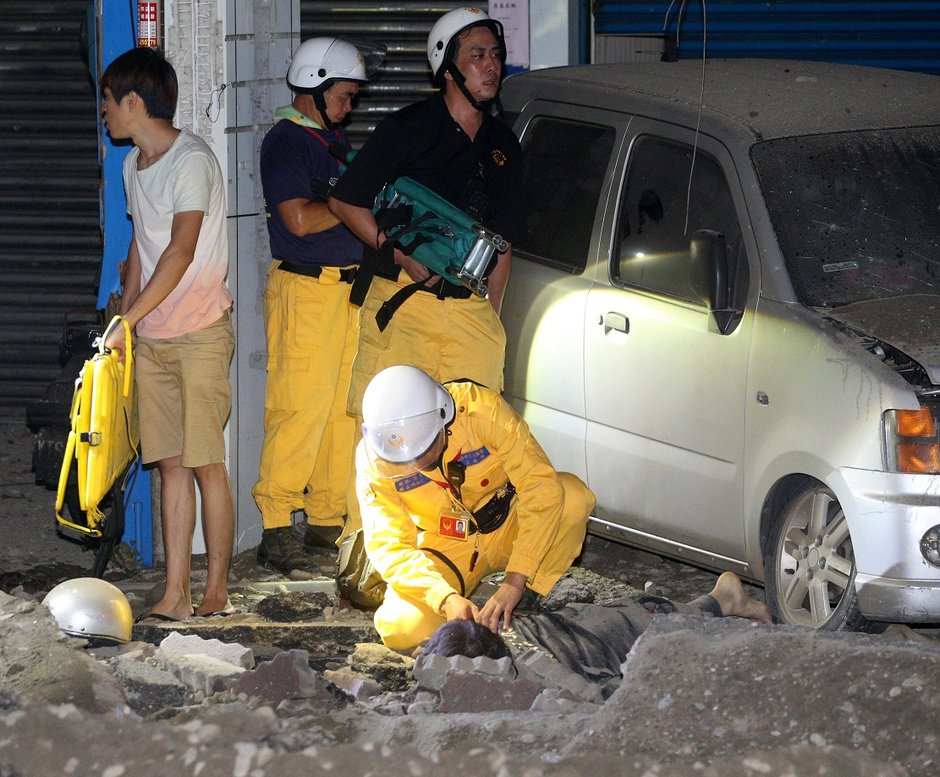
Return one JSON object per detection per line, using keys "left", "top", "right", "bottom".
{"left": 55, "top": 316, "right": 140, "bottom": 536}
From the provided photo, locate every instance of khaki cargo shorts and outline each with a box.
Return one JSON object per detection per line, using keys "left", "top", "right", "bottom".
{"left": 135, "top": 312, "right": 235, "bottom": 467}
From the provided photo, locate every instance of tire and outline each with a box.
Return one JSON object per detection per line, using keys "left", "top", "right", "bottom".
{"left": 764, "top": 479, "right": 885, "bottom": 633}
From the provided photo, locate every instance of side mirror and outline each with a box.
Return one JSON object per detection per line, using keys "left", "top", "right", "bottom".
{"left": 689, "top": 229, "right": 736, "bottom": 335}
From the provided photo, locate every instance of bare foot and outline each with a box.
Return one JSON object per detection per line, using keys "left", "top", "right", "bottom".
{"left": 141, "top": 599, "right": 192, "bottom": 622}
{"left": 710, "top": 572, "right": 773, "bottom": 625}
{"left": 883, "top": 624, "right": 935, "bottom": 643}
{"left": 193, "top": 597, "right": 234, "bottom": 617}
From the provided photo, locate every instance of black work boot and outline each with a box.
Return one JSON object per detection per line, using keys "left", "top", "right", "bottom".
{"left": 257, "top": 527, "right": 316, "bottom": 574}
{"left": 302, "top": 523, "right": 343, "bottom": 553}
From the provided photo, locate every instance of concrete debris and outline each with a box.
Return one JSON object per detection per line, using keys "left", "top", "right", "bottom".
{"left": 412, "top": 645, "right": 604, "bottom": 709}
{"left": 569, "top": 613, "right": 940, "bottom": 775}
{"left": 160, "top": 650, "right": 246, "bottom": 697}
{"left": 323, "top": 667, "right": 383, "bottom": 701}
{"left": 437, "top": 671, "right": 542, "bottom": 713}
{"left": 158, "top": 630, "right": 255, "bottom": 669}
{"left": 347, "top": 641, "right": 414, "bottom": 693}
{"left": 528, "top": 686, "right": 603, "bottom": 713}
{"left": 514, "top": 648, "right": 605, "bottom": 704}
{"left": 406, "top": 690, "right": 440, "bottom": 715}
{"left": 0, "top": 590, "right": 127, "bottom": 712}
{"left": 227, "top": 649, "right": 337, "bottom": 707}
{"left": 252, "top": 590, "right": 332, "bottom": 621}
{"left": 109, "top": 653, "right": 189, "bottom": 714}
{"left": 0, "top": 560, "right": 937, "bottom": 774}
{"left": 412, "top": 652, "right": 516, "bottom": 692}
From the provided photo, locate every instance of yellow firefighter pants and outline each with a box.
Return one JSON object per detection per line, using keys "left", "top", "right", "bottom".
{"left": 374, "top": 471, "right": 594, "bottom": 650}
{"left": 342, "top": 273, "right": 508, "bottom": 537}
{"left": 252, "top": 261, "right": 359, "bottom": 530}
{"left": 346, "top": 273, "right": 506, "bottom": 418}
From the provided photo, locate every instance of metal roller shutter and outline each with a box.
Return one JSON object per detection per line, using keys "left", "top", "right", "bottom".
{"left": 300, "top": 2, "right": 489, "bottom": 148}
{"left": 593, "top": 1, "right": 940, "bottom": 75}
{"left": 0, "top": 0, "right": 101, "bottom": 407}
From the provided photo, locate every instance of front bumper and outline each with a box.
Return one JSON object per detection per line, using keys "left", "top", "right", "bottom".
{"left": 835, "top": 467, "right": 940, "bottom": 623}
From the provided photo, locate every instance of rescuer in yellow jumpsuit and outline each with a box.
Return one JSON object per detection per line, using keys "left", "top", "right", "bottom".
{"left": 252, "top": 38, "right": 382, "bottom": 574}
{"left": 357, "top": 365, "right": 595, "bottom": 650}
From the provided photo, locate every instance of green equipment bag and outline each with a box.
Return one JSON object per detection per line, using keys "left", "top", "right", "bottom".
{"left": 335, "top": 529, "right": 386, "bottom": 611}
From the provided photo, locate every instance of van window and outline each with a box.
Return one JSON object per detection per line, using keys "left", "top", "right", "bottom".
{"left": 753, "top": 127, "right": 940, "bottom": 308}
{"left": 614, "top": 136, "right": 745, "bottom": 305}
{"left": 517, "top": 117, "right": 616, "bottom": 273}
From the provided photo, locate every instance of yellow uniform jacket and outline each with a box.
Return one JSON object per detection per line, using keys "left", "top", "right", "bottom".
{"left": 356, "top": 381, "right": 570, "bottom": 615}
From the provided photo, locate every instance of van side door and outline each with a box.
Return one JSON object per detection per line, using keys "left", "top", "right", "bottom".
{"left": 584, "top": 125, "right": 757, "bottom": 565}
{"left": 502, "top": 105, "right": 626, "bottom": 478}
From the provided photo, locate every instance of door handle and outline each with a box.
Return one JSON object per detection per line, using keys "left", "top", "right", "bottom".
{"left": 603, "top": 312, "right": 629, "bottom": 335}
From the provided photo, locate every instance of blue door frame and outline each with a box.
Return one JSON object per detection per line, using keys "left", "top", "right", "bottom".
{"left": 93, "top": 0, "right": 153, "bottom": 567}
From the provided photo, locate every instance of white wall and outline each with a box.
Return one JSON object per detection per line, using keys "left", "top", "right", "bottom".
{"left": 163, "top": 0, "right": 293, "bottom": 552}
{"left": 160, "top": 0, "right": 232, "bottom": 553}
{"left": 222, "top": 0, "right": 299, "bottom": 551}
{"left": 530, "top": 0, "right": 578, "bottom": 69}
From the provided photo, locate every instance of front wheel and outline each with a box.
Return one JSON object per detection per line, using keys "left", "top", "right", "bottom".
{"left": 764, "top": 480, "right": 884, "bottom": 633}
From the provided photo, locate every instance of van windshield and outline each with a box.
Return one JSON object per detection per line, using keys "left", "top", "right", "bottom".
{"left": 753, "top": 127, "right": 940, "bottom": 309}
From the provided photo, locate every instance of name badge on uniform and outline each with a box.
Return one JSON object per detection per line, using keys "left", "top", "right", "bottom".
{"left": 439, "top": 505, "right": 471, "bottom": 541}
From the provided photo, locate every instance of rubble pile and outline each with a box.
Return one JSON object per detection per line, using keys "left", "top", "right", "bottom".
{"left": 1, "top": 582, "right": 939, "bottom": 777}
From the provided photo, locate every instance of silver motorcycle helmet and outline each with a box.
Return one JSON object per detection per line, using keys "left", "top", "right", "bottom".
{"left": 43, "top": 577, "right": 133, "bottom": 645}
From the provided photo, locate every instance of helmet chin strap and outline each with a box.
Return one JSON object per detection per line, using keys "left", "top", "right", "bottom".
{"left": 312, "top": 86, "right": 338, "bottom": 130}
{"left": 445, "top": 62, "right": 490, "bottom": 112}
{"left": 429, "top": 428, "right": 452, "bottom": 475}
{"left": 445, "top": 61, "right": 506, "bottom": 117}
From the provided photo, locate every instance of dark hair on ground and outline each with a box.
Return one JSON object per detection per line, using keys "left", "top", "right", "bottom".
{"left": 101, "top": 47, "right": 178, "bottom": 120}
{"left": 422, "top": 619, "right": 512, "bottom": 660}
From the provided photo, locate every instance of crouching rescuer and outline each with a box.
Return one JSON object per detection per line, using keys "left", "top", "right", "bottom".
{"left": 356, "top": 365, "right": 595, "bottom": 650}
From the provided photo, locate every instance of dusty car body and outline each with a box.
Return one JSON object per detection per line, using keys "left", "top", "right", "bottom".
{"left": 499, "top": 58, "right": 940, "bottom": 630}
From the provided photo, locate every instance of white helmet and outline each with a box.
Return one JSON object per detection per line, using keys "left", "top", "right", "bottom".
{"left": 427, "top": 7, "right": 505, "bottom": 87}
{"left": 43, "top": 577, "right": 133, "bottom": 645}
{"left": 287, "top": 37, "right": 368, "bottom": 92}
{"left": 361, "top": 366, "right": 456, "bottom": 478}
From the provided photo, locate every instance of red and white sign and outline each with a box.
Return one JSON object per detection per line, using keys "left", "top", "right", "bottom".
{"left": 138, "top": 2, "right": 158, "bottom": 48}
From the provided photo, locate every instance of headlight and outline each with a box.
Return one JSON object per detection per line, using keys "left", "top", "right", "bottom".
{"left": 884, "top": 405, "right": 940, "bottom": 474}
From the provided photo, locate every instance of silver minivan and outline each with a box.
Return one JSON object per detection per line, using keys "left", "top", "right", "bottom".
{"left": 499, "top": 59, "right": 940, "bottom": 631}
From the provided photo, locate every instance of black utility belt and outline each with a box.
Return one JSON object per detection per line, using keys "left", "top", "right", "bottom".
{"left": 469, "top": 482, "right": 516, "bottom": 535}
{"left": 406, "top": 273, "right": 474, "bottom": 300}
{"left": 278, "top": 261, "right": 357, "bottom": 283}
{"left": 374, "top": 274, "right": 473, "bottom": 333}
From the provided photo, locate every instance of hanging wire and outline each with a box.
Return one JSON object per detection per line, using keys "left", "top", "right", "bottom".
{"left": 205, "top": 83, "right": 227, "bottom": 122}
{"left": 684, "top": 1, "right": 708, "bottom": 237}
{"left": 662, "top": 0, "right": 709, "bottom": 237}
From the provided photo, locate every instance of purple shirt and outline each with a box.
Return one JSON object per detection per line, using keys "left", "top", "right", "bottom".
{"left": 260, "top": 120, "right": 363, "bottom": 266}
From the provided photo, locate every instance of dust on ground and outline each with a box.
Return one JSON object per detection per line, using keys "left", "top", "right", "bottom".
{"left": 1, "top": 410, "right": 939, "bottom": 777}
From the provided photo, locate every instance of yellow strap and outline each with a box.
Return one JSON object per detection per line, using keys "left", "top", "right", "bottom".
{"left": 54, "top": 429, "right": 76, "bottom": 518}
{"left": 54, "top": 430, "right": 103, "bottom": 537}
{"left": 100, "top": 315, "right": 134, "bottom": 398}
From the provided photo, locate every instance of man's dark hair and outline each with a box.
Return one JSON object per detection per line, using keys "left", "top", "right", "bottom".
{"left": 422, "top": 619, "right": 512, "bottom": 660}
{"left": 101, "top": 47, "right": 178, "bottom": 120}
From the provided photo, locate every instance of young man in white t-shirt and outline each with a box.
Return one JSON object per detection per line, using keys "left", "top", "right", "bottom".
{"left": 101, "top": 47, "right": 235, "bottom": 622}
